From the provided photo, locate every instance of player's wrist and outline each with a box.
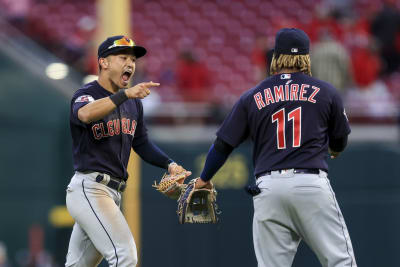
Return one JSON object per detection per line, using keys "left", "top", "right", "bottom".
{"left": 199, "top": 176, "right": 209, "bottom": 183}
{"left": 110, "top": 89, "right": 128, "bottom": 106}
{"left": 196, "top": 177, "right": 211, "bottom": 189}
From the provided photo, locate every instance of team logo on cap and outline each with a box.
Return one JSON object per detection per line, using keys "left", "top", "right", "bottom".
{"left": 291, "top": 48, "right": 298, "bottom": 53}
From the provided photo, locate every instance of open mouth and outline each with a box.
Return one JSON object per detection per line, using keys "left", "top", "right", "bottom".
{"left": 122, "top": 70, "right": 132, "bottom": 83}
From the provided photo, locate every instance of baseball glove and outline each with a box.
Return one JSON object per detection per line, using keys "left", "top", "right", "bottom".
{"left": 153, "top": 172, "right": 187, "bottom": 200}
{"left": 177, "top": 178, "right": 219, "bottom": 224}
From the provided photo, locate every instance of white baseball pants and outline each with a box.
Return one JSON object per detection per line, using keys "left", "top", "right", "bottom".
{"left": 65, "top": 172, "right": 137, "bottom": 267}
{"left": 253, "top": 170, "right": 357, "bottom": 267}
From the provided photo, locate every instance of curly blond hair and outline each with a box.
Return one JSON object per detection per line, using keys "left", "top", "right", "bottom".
{"left": 270, "top": 54, "right": 312, "bottom": 76}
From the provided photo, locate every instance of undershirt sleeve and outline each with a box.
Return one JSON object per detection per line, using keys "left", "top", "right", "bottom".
{"left": 131, "top": 100, "right": 172, "bottom": 169}
{"left": 133, "top": 139, "right": 172, "bottom": 169}
{"left": 200, "top": 138, "right": 234, "bottom": 182}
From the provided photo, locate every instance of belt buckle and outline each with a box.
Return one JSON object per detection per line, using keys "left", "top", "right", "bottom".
{"left": 103, "top": 174, "right": 111, "bottom": 185}
{"left": 96, "top": 174, "right": 111, "bottom": 185}
{"left": 117, "top": 180, "right": 126, "bottom": 192}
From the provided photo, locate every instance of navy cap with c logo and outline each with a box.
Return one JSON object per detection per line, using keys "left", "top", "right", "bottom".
{"left": 98, "top": 35, "right": 147, "bottom": 59}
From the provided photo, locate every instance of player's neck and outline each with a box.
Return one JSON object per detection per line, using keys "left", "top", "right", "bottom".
{"left": 277, "top": 68, "right": 300, "bottom": 74}
{"left": 98, "top": 74, "right": 120, "bottom": 94}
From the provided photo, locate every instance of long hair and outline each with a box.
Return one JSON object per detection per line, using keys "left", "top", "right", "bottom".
{"left": 270, "top": 53, "right": 312, "bottom": 76}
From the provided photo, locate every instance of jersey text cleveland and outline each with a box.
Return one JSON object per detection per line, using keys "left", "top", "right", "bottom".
{"left": 253, "top": 84, "right": 320, "bottom": 110}
{"left": 91, "top": 118, "right": 137, "bottom": 140}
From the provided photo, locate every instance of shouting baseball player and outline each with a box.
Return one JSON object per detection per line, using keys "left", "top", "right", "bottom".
{"left": 195, "top": 28, "right": 357, "bottom": 267}
{"left": 65, "top": 35, "right": 190, "bottom": 267}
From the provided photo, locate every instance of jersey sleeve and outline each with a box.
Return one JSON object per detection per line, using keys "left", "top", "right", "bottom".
{"left": 328, "top": 91, "right": 351, "bottom": 139}
{"left": 216, "top": 97, "right": 249, "bottom": 147}
{"left": 70, "top": 93, "right": 95, "bottom": 125}
{"left": 131, "top": 99, "right": 148, "bottom": 147}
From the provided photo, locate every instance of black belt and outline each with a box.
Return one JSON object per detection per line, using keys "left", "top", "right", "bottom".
{"left": 256, "top": 168, "right": 320, "bottom": 179}
{"left": 96, "top": 174, "right": 127, "bottom": 192}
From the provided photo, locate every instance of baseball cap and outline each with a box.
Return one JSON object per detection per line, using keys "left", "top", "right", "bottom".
{"left": 98, "top": 35, "right": 147, "bottom": 59}
{"left": 274, "top": 28, "right": 310, "bottom": 56}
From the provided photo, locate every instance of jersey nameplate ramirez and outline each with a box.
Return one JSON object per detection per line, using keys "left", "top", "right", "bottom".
{"left": 253, "top": 84, "right": 320, "bottom": 110}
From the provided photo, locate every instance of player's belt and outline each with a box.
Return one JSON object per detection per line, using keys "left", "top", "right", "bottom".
{"left": 96, "top": 174, "right": 127, "bottom": 192}
{"left": 256, "top": 168, "right": 320, "bottom": 179}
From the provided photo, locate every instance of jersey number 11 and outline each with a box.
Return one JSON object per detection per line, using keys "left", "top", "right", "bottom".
{"left": 272, "top": 107, "right": 301, "bottom": 149}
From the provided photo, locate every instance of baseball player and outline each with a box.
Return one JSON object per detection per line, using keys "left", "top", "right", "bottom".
{"left": 65, "top": 35, "right": 190, "bottom": 267}
{"left": 195, "top": 28, "right": 357, "bottom": 267}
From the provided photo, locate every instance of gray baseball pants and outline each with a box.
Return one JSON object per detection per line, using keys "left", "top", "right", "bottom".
{"left": 65, "top": 172, "right": 137, "bottom": 267}
{"left": 253, "top": 169, "right": 357, "bottom": 267}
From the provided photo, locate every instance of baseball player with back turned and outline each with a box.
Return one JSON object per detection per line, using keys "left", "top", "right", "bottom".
{"left": 195, "top": 28, "right": 357, "bottom": 267}
{"left": 65, "top": 35, "right": 191, "bottom": 267}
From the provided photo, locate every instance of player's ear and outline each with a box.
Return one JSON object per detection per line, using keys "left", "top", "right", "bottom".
{"left": 98, "top": 57, "right": 110, "bottom": 70}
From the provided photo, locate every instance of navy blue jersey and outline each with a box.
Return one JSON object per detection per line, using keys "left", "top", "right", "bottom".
{"left": 70, "top": 81, "right": 148, "bottom": 180}
{"left": 217, "top": 72, "right": 350, "bottom": 177}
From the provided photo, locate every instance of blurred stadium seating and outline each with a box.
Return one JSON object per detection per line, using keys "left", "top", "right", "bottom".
{"left": 0, "top": 0, "right": 399, "bottom": 124}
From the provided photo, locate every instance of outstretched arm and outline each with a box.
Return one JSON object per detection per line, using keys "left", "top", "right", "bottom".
{"left": 195, "top": 137, "right": 234, "bottom": 188}
{"left": 133, "top": 139, "right": 191, "bottom": 176}
{"left": 78, "top": 82, "right": 159, "bottom": 123}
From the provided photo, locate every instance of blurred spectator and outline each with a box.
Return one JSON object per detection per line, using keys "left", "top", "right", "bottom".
{"left": 311, "top": 29, "right": 353, "bottom": 93}
{"left": 0, "top": 242, "right": 10, "bottom": 267}
{"left": 346, "top": 33, "right": 397, "bottom": 119}
{"left": 60, "top": 15, "right": 97, "bottom": 73}
{"left": 325, "top": 0, "right": 353, "bottom": 17}
{"left": 251, "top": 35, "right": 270, "bottom": 81}
{"left": 15, "top": 224, "right": 59, "bottom": 267}
{"left": 157, "top": 67, "right": 180, "bottom": 102}
{"left": 84, "top": 45, "right": 99, "bottom": 75}
{"left": 350, "top": 34, "right": 381, "bottom": 88}
{"left": 176, "top": 50, "right": 211, "bottom": 102}
{"left": 305, "top": 3, "right": 344, "bottom": 43}
{"left": 371, "top": 0, "right": 400, "bottom": 75}
{"left": 0, "top": 0, "right": 30, "bottom": 30}
{"left": 158, "top": 68, "right": 176, "bottom": 89}
{"left": 133, "top": 59, "right": 162, "bottom": 116}
{"left": 131, "top": 58, "right": 149, "bottom": 85}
